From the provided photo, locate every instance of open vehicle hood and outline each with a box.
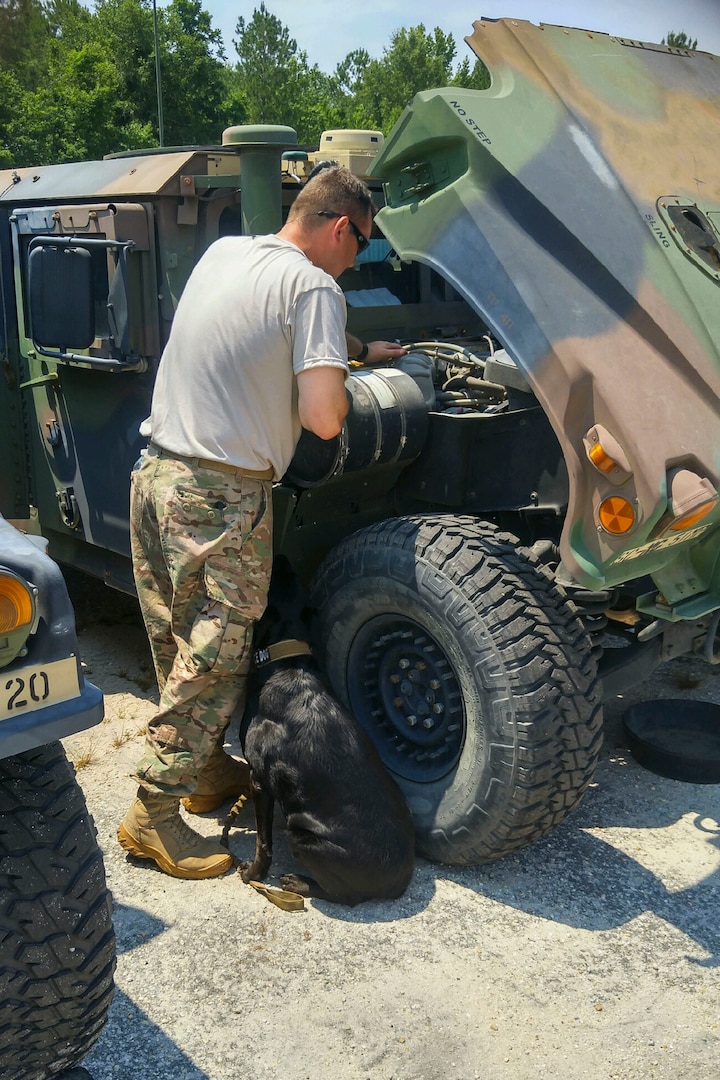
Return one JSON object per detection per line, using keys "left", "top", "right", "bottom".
{"left": 370, "top": 19, "right": 720, "bottom": 600}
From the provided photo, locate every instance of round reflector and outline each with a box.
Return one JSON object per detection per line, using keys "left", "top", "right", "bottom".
{"left": 598, "top": 496, "right": 635, "bottom": 535}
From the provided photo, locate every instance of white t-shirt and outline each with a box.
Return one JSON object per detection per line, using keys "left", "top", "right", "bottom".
{"left": 142, "top": 234, "right": 348, "bottom": 478}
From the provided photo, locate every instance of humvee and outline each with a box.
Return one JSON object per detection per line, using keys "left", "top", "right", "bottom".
{"left": 1, "top": 19, "right": 718, "bottom": 866}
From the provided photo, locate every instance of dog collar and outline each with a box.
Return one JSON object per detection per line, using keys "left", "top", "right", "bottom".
{"left": 254, "top": 639, "right": 313, "bottom": 667}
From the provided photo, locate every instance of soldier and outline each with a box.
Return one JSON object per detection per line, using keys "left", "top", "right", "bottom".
{"left": 118, "top": 166, "right": 378, "bottom": 879}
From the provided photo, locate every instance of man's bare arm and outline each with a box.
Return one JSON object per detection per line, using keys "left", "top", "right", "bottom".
{"left": 296, "top": 366, "right": 349, "bottom": 440}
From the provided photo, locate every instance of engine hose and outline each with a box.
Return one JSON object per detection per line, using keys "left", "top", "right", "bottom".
{"left": 408, "top": 342, "right": 489, "bottom": 369}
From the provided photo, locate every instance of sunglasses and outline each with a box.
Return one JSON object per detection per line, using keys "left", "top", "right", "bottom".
{"left": 317, "top": 210, "right": 370, "bottom": 254}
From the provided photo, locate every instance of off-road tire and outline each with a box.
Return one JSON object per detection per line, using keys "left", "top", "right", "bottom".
{"left": 312, "top": 515, "right": 603, "bottom": 865}
{"left": 0, "top": 742, "right": 115, "bottom": 1079}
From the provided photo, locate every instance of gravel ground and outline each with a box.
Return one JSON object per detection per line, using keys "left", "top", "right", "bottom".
{"left": 61, "top": 577, "right": 720, "bottom": 1080}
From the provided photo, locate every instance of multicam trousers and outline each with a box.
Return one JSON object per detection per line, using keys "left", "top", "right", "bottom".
{"left": 129, "top": 449, "right": 273, "bottom": 795}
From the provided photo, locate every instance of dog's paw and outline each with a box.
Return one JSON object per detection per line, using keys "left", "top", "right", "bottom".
{"left": 279, "top": 873, "right": 312, "bottom": 897}
{"left": 240, "top": 860, "right": 270, "bottom": 884}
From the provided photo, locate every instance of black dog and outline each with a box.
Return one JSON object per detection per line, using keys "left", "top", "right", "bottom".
{"left": 237, "top": 557, "right": 414, "bottom": 906}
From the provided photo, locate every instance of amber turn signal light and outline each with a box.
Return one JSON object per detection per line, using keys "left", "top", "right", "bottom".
{"left": 666, "top": 469, "right": 718, "bottom": 533}
{"left": 669, "top": 502, "right": 718, "bottom": 531}
{"left": 588, "top": 442, "right": 618, "bottom": 474}
{"left": 0, "top": 571, "right": 35, "bottom": 634}
{"left": 583, "top": 425, "right": 632, "bottom": 484}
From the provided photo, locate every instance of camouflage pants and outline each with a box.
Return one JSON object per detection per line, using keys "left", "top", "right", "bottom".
{"left": 129, "top": 450, "right": 272, "bottom": 796}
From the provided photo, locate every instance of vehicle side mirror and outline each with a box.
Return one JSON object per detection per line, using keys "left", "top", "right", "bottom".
{"left": 25, "top": 236, "right": 144, "bottom": 372}
{"left": 28, "top": 243, "right": 94, "bottom": 350}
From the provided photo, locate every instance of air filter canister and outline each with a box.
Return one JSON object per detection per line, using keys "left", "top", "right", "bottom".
{"left": 284, "top": 368, "right": 429, "bottom": 487}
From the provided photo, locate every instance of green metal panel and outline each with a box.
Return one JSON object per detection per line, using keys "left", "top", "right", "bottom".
{"left": 370, "top": 19, "right": 720, "bottom": 593}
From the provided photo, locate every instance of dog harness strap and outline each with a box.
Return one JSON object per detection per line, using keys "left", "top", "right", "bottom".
{"left": 247, "top": 880, "right": 305, "bottom": 911}
{"left": 254, "top": 639, "right": 313, "bottom": 666}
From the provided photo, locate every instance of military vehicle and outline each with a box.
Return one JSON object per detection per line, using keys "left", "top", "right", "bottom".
{"left": 0, "top": 516, "right": 115, "bottom": 1078}
{"left": 1, "top": 18, "right": 718, "bottom": 867}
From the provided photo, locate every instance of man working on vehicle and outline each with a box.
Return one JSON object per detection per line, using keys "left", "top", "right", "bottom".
{"left": 118, "top": 166, "right": 400, "bottom": 879}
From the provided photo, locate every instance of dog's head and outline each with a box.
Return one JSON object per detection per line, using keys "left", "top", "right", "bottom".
{"left": 254, "top": 555, "right": 315, "bottom": 650}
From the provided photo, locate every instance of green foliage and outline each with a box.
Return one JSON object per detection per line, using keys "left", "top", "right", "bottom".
{"left": 231, "top": 1, "right": 300, "bottom": 122}
{"left": 330, "top": 25, "right": 490, "bottom": 132}
{"left": 0, "top": 67, "right": 21, "bottom": 167}
{"left": 9, "top": 42, "right": 129, "bottom": 164}
{"left": 226, "top": 2, "right": 335, "bottom": 142}
{"left": 46, "top": 0, "right": 94, "bottom": 48}
{"left": 0, "top": 0, "right": 51, "bottom": 89}
{"left": 0, "top": 0, "right": 492, "bottom": 165}
{"left": 2, "top": 0, "right": 157, "bottom": 164}
{"left": 662, "top": 30, "right": 699, "bottom": 51}
{"left": 161, "top": 0, "right": 226, "bottom": 144}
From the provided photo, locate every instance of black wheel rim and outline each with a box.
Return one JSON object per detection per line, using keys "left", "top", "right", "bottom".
{"left": 346, "top": 614, "right": 465, "bottom": 782}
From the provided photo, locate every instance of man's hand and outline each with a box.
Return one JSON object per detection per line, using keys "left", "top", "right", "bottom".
{"left": 363, "top": 340, "right": 409, "bottom": 365}
{"left": 346, "top": 331, "right": 409, "bottom": 367}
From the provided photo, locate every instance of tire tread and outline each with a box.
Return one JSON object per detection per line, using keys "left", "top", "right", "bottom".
{"left": 0, "top": 743, "right": 115, "bottom": 1080}
{"left": 314, "top": 515, "right": 603, "bottom": 864}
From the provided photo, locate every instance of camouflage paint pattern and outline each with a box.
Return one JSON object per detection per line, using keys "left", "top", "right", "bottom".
{"left": 369, "top": 19, "right": 720, "bottom": 602}
{"left": 129, "top": 452, "right": 272, "bottom": 795}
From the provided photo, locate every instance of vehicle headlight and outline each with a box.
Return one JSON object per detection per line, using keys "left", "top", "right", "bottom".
{"left": 0, "top": 570, "right": 36, "bottom": 634}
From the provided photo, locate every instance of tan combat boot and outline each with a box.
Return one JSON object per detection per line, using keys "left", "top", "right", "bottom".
{"left": 117, "top": 788, "right": 233, "bottom": 879}
{"left": 181, "top": 746, "right": 252, "bottom": 814}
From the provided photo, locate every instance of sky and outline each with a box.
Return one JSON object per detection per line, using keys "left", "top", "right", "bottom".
{"left": 202, "top": 0, "right": 720, "bottom": 71}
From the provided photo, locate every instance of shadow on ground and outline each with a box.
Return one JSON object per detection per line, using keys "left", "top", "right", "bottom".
{"left": 82, "top": 903, "right": 212, "bottom": 1080}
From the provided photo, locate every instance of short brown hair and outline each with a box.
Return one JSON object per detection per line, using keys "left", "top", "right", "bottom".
{"left": 289, "top": 166, "right": 375, "bottom": 227}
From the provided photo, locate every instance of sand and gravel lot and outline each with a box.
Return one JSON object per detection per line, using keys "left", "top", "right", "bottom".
{"left": 62, "top": 576, "right": 720, "bottom": 1080}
